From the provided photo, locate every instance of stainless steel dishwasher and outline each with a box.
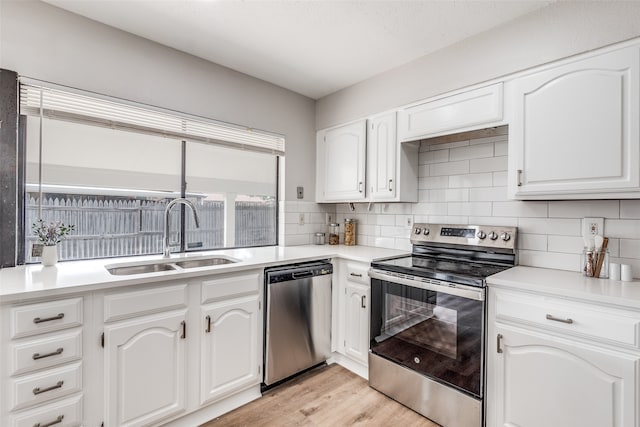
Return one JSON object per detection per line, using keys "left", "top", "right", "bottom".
{"left": 263, "top": 260, "right": 333, "bottom": 386}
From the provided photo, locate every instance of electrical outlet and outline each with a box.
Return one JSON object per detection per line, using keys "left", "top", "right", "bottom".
{"left": 406, "top": 217, "right": 413, "bottom": 227}
{"left": 326, "top": 213, "right": 333, "bottom": 224}
{"left": 298, "top": 213, "right": 305, "bottom": 226}
{"left": 582, "top": 217, "right": 604, "bottom": 241}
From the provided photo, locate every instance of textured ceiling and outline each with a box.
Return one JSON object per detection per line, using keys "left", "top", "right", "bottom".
{"left": 43, "top": 0, "right": 554, "bottom": 99}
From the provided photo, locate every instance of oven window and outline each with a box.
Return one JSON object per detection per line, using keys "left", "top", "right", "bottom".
{"left": 370, "top": 279, "right": 484, "bottom": 398}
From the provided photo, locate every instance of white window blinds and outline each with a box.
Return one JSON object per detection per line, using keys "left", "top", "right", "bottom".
{"left": 19, "top": 81, "right": 285, "bottom": 155}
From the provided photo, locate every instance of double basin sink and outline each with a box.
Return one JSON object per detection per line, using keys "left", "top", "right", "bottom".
{"left": 106, "top": 256, "right": 238, "bottom": 276}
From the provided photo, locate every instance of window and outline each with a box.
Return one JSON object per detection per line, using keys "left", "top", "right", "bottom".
{"left": 21, "top": 82, "right": 282, "bottom": 263}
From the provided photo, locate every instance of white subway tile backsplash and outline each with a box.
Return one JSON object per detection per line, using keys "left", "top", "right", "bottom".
{"left": 494, "top": 141, "right": 508, "bottom": 156}
{"left": 620, "top": 200, "right": 640, "bottom": 219}
{"left": 449, "top": 173, "right": 493, "bottom": 188}
{"left": 548, "top": 200, "right": 620, "bottom": 219}
{"left": 620, "top": 239, "right": 640, "bottom": 258}
{"left": 431, "top": 160, "right": 469, "bottom": 176}
{"left": 547, "top": 235, "right": 584, "bottom": 254}
{"left": 518, "top": 234, "right": 548, "bottom": 251}
{"left": 468, "top": 216, "right": 518, "bottom": 227}
{"left": 605, "top": 220, "right": 640, "bottom": 239}
{"left": 469, "top": 187, "right": 508, "bottom": 202}
{"left": 411, "top": 202, "right": 447, "bottom": 216}
{"left": 379, "top": 203, "right": 412, "bottom": 215}
{"left": 447, "top": 202, "right": 492, "bottom": 216}
{"left": 419, "top": 176, "right": 449, "bottom": 189}
{"left": 518, "top": 218, "right": 581, "bottom": 236}
{"left": 450, "top": 143, "right": 494, "bottom": 161}
{"left": 428, "top": 189, "right": 469, "bottom": 202}
{"left": 492, "top": 171, "right": 508, "bottom": 186}
{"left": 420, "top": 149, "right": 449, "bottom": 164}
{"left": 373, "top": 237, "right": 396, "bottom": 249}
{"left": 470, "top": 135, "right": 508, "bottom": 146}
{"left": 493, "top": 201, "right": 548, "bottom": 218}
{"left": 380, "top": 225, "right": 411, "bottom": 238}
{"left": 428, "top": 140, "right": 470, "bottom": 150}
{"left": 518, "top": 250, "right": 581, "bottom": 272}
{"left": 469, "top": 156, "right": 507, "bottom": 173}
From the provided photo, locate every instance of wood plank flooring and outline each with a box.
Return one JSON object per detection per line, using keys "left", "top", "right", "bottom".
{"left": 201, "top": 364, "right": 439, "bottom": 426}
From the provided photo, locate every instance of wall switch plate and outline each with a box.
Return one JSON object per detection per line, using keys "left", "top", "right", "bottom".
{"left": 326, "top": 213, "right": 333, "bottom": 224}
{"left": 582, "top": 217, "right": 604, "bottom": 242}
{"left": 298, "top": 213, "right": 305, "bottom": 225}
{"left": 296, "top": 186, "right": 304, "bottom": 199}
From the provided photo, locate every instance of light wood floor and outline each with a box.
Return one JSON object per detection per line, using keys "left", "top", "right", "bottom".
{"left": 201, "top": 364, "right": 439, "bottom": 426}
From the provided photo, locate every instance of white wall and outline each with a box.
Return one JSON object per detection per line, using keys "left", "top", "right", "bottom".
{"left": 0, "top": 0, "right": 315, "bottom": 201}
{"left": 316, "top": 1, "right": 640, "bottom": 129}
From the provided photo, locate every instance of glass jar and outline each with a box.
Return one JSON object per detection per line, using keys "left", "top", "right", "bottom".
{"left": 582, "top": 248, "right": 609, "bottom": 278}
{"left": 314, "top": 232, "right": 325, "bottom": 245}
{"left": 344, "top": 218, "right": 356, "bottom": 246}
{"left": 328, "top": 223, "right": 340, "bottom": 245}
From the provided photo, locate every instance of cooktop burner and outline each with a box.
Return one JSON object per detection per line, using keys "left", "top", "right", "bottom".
{"left": 371, "top": 223, "right": 518, "bottom": 288}
{"left": 371, "top": 255, "right": 513, "bottom": 287}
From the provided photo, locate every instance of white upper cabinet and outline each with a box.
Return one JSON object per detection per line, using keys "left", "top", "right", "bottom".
{"left": 316, "top": 120, "right": 367, "bottom": 202}
{"left": 367, "top": 113, "right": 397, "bottom": 201}
{"left": 316, "top": 114, "right": 418, "bottom": 203}
{"left": 397, "top": 82, "right": 504, "bottom": 142}
{"left": 507, "top": 45, "right": 640, "bottom": 199}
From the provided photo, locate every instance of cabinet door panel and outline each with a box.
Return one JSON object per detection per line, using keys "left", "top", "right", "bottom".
{"left": 492, "top": 324, "right": 638, "bottom": 427}
{"left": 318, "top": 121, "right": 366, "bottom": 201}
{"left": 105, "top": 311, "right": 186, "bottom": 427}
{"left": 344, "top": 282, "right": 370, "bottom": 364}
{"left": 368, "top": 113, "right": 397, "bottom": 201}
{"left": 201, "top": 295, "right": 259, "bottom": 405}
{"left": 509, "top": 46, "right": 640, "bottom": 198}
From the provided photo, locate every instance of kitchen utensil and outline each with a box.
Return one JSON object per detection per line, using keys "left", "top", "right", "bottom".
{"left": 594, "top": 237, "right": 609, "bottom": 278}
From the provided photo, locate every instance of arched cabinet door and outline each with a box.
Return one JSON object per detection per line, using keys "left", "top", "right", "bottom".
{"left": 200, "top": 295, "right": 260, "bottom": 405}
{"left": 104, "top": 310, "right": 187, "bottom": 427}
{"left": 490, "top": 324, "right": 639, "bottom": 427}
{"left": 507, "top": 45, "right": 640, "bottom": 199}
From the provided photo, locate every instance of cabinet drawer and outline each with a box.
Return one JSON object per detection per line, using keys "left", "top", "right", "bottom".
{"left": 11, "top": 329, "right": 82, "bottom": 376}
{"left": 494, "top": 290, "right": 640, "bottom": 347}
{"left": 103, "top": 283, "right": 188, "bottom": 322}
{"left": 10, "top": 362, "right": 82, "bottom": 411}
{"left": 201, "top": 272, "right": 260, "bottom": 303}
{"left": 11, "top": 298, "right": 83, "bottom": 339}
{"left": 10, "top": 394, "right": 82, "bottom": 427}
{"left": 345, "top": 263, "right": 369, "bottom": 285}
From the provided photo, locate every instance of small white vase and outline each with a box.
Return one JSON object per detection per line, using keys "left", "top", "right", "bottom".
{"left": 41, "top": 245, "right": 58, "bottom": 266}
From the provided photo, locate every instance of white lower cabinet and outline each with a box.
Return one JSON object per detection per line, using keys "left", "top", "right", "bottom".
{"left": 336, "top": 260, "right": 370, "bottom": 368}
{"left": 200, "top": 295, "right": 260, "bottom": 405}
{"left": 487, "top": 287, "right": 640, "bottom": 427}
{"left": 104, "top": 310, "right": 188, "bottom": 427}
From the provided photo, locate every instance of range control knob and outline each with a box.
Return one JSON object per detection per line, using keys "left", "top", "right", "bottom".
{"left": 489, "top": 231, "right": 498, "bottom": 240}
{"left": 414, "top": 227, "right": 422, "bottom": 235}
{"left": 476, "top": 231, "right": 487, "bottom": 239}
{"left": 501, "top": 232, "right": 511, "bottom": 242}
{"left": 423, "top": 228, "right": 430, "bottom": 236}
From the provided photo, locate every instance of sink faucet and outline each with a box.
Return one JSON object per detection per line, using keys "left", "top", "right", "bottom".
{"left": 163, "top": 198, "right": 200, "bottom": 258}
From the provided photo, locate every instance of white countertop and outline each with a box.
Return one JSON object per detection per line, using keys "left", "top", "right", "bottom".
{"left": 0, "top": 245, "right": 407, "bottom": 303}
{"left": 488, "top": 266, "right": 640, "bottom": 310}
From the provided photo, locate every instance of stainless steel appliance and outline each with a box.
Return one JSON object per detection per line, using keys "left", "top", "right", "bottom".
{"left": 369, "top": 223, "right": 517, "bottom": 427}
{"left": 263, "top": 261, "right": 333, "bottom": 386}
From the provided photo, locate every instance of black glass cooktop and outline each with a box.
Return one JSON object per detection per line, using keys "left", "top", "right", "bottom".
{"left": 371, "top": 255, "right": 513, "bottom": 288}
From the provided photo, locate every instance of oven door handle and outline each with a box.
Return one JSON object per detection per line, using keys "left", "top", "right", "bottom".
{"left": 368, "top": 269, "right": 485, "bottom": 301}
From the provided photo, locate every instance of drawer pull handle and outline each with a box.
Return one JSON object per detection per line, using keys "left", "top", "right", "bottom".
{"left": 497, "top": 334, "right": 503, "bottom": 353}
{"left": 350, "top": 273, "right": 363, "bottom": 277}
{"left": 180, "top": 320, "right": 186, "bottom": 339}
{"left": 205, "top": 315, "right": 212, "bottom": 333}
{"left": 33, "top": 380, "right": 64, "bottom": 395}
{"left": 34, "top": 415, "right": 64, "bottom": 427}
{"left": 33, "top": 347, "right": 64, "bottom": 360}
{"left": 33, "top": 313, "right": 65, "bottom": 324}
{"left": 546, "top": 314, "right": 573, "bottom": 324}
{"left": 361, "top": 295, "right": 366, "bottom": 309}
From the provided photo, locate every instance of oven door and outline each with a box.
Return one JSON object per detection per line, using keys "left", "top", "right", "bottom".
{"left": 369, "top": 270, "right": 485, "bottom": 398}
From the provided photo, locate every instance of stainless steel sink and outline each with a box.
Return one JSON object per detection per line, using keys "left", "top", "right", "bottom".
{"left": 106, "top": 256, "right": 238, "bottom": 275}
{"left": 174, "top": 257, "right": 236, "bottom": 269}
{"left": 107, "top": 263, "right": 177, "bottom": 275}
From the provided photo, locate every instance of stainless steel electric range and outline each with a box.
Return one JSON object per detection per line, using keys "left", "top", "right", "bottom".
{"left": 369, "top": 223, "right": 517, "bottom": 427}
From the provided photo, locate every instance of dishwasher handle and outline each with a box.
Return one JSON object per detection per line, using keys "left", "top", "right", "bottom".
{"left": 292, "top": 271, "right": 314, "bottom": 279}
